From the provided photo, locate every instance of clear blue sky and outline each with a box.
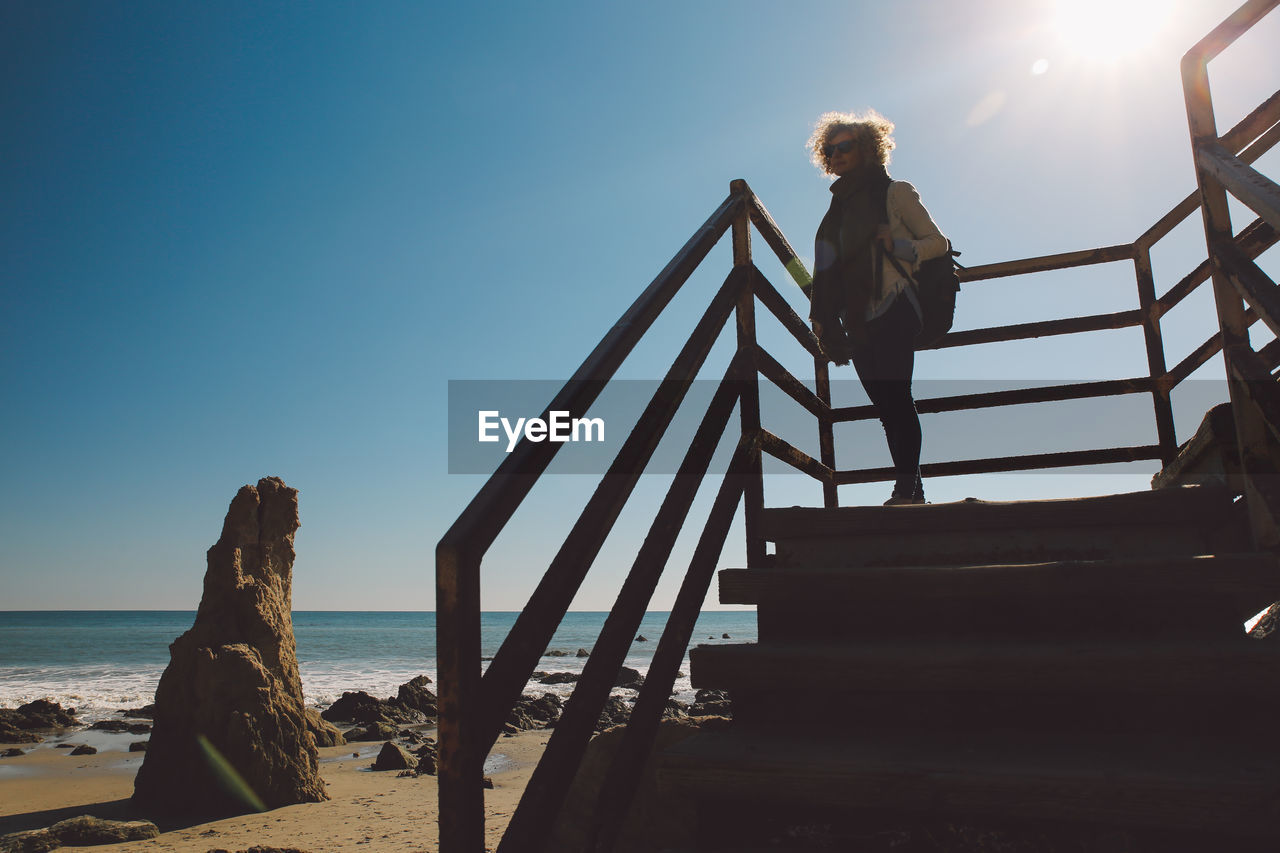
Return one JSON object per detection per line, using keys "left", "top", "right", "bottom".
{"left": 3, "top": 0, "right": 1277, "bottom": 610}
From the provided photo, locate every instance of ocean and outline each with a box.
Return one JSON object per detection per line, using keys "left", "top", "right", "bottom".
{"left": 0, "top": 611, "right": 758, "bottom": 724}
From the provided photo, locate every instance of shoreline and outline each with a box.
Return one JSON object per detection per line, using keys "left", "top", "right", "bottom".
{"left": 1, "top": 729, "right": 549, "bottom": 851}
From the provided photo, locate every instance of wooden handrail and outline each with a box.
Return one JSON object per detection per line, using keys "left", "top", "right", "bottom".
{"left": 831, "top": 378, "right": 1159, "bottom": 424}
{"left": 932, "top": 310, "right": 1143, "bottom": 349}
{"left": 437, "top": 193, "right": 739, "bottom": 559}
{"left": 754, "top": 345, "right": 828, "bottom": 419}
{"left": 496, "top": 354, "right": 750, "bottom": 852}
{"left": 1217, "top": 238, "right": 1280, "bottom": 338}
{"left": 752, "top": 267, "right": 822, "bottom": 358}
{"left": 1166, "top": 308, "right": 1261, "bottom": 388}
{"left": 1182, "top": 0, "right": 1280, "bottom": 549}
{"left": 958, "top": 244, "right": 1134, "bottom": 282}
{"left": 746, "top": 190, "right": 813, "bottom": 293}
{"left": 477, "top": 269, "right": 746, "bottom": 753}
{"left": 1218, "top": 88, "right": 1280, "bottom": 159}
{"left": 1197, "top": 144, "right": 1280, "bottom": 232}
{"left": 1156, "top": 218, "right": 1278, "bottom": 314}
{"left": 1226, "top": 344, "right": 1280, "bottom": 444}
{"left": 1182, "top": 0, "right": 1276, "bottom": 69}
{"left": 760, "top": 429, "right": 833, "bottom": 482}
{"left": 436, "top": 191, "right": 741, "bottom": 853}
{"left": 1138, "top": 88, "right": 1280, "bottom": 249}
{"left": 1259, "top": 337, "right": 1280, "bottom": 370}
{"left": 1133, "top": 243, "right": 1177, "bottom": 464}
{"left": 585, "top": 434, "right": 757, "bottom": 853}
{"left": 836, "top": 446, "right": 1165, "bottom": 485}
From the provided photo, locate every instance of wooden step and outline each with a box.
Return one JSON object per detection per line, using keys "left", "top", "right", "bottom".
{"left": 659, "top": 727, "right": 1280, "bottom": 838}
{"left": 720, "top": 553, "right": 1280, "bottom": 640}
{"left": 688, "top": 638, "right": 1280, "bottom": 735}
{"left": 762, "top": 486, "right": 1246, "bottom": 568}
{"left": 762, "top": 486, "right": 1236, "bottom": 538}
{"left": 689, "top": 638, "right": 1280, "bottom": 697}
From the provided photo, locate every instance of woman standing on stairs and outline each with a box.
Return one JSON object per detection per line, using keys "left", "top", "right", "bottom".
{"left": 807, "top": 110, "right": 949, "bottom": 506}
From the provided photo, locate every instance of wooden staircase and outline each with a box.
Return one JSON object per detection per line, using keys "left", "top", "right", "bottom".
{"left": 660, "top": 485, "right": 1280, "bottom": 849}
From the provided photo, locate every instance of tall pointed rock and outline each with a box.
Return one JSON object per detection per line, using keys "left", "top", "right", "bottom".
{"left": 133, "top": 477, "right": 327, "bottom": 815}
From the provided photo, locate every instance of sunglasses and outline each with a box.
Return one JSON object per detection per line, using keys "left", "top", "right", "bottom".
{"left": 823, "top": 139, "right": 857, "bottom": 158}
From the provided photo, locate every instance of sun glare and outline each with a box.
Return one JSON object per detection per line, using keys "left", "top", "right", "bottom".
{"left": 1052, "top": 0, "right": 1173, "bottom": 62}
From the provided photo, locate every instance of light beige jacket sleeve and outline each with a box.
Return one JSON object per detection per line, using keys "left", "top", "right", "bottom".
{"left": 870, "top": 180, "right": 949, "bottom": 316}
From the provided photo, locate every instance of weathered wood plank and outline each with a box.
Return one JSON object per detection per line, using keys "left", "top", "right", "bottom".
{"left": 750, "top": 267, "right": 821, "bottom": 358}
{"left": 1138, "top": 91, "right": 1280, "bottom": 248}
{"left": 584, "top": 437, "right": 752, "bottom": 853}
{"left": 1218, "top": 87, "right": 1280, "bottom": 155}
{"left": 831, "top": 378, "right": 1155, "bottom": 424}
{"left": 753, "top": 347, "right": 826, "bottom": 420}
{"left": 719, "top": 553, "right": 1280, "bottom": 622}
{"left": 758, "top": 485, "right": 1235, "bottom": 539}
{"left": 932, "top": 310, "right": 1142, "bottom": 349}
{"left": 1217, "top": 238, "right": 1280, "bottom": 338}
{"left": 957, "top": 244, "right": 1134, "bottom": 282}
{"left": 477, "top": 278, "right": 745, "bottom": 757}
{"left": 688, "top": 639, "right": 1280, "bottom": 696}
{"left": 835, "top": 445, "right": 1163, "bottom": 484}
{"left": 1226, "top": 344, "right": 1280, "bottom": 446}
{"left": 1165, "top": 306, "right": 1259, "bottom": 387}
{"left": 497, "top": 362, "right": 745, "bottom": 853}
{"left": 1156, "top": 217, "right": 1277, "bottom": 314}
{"left": 745, "top": 190, "right": 813, "bottom": 295}
{"left": 1197, "top": 144, "right": 1280, "bottom": 233}
{"left": 759, "top": 430, "right": 831, "bottom": 482}
{"left": 660, "top": 728, "right": 1280, "bottom": 836}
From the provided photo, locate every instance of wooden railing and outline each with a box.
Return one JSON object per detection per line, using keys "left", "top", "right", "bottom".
{"left": 436, "top": 187, "right": 763, "bottom": 853}
{"left": 752, "top": 106, "right": 1279, "bottom": 498}
{"left": 1182, "top": 0, "right": 1280, "bottom": 548}
{"left": 436, "top": 3, "right": 1280, "bottom": 849}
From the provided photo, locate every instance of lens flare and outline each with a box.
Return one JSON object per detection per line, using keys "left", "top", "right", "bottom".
{"left": 1052, "top": 0, "right": 1172, "bottom": 62}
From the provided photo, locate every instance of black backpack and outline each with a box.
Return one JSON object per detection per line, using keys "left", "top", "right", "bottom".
{"left": 876, "top": 180, "right": 961, "bottom": 349}
{"left": 887, "top": 246, "right": 962, "bottom": 349}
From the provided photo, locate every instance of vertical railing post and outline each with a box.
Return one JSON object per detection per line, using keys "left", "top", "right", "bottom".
{"left": 730, "top": 179, "right": 766, "bottom": 566}
{"left": 1132, "top": 244, "right": 1178, "bottom": 464}
{"left": 815, "top": 356, "right": 838, "bottom": 508}
{"left": 1183, "top": 45, "right": 1280, "bottom": 548}
{"left": 436, "top": 545, "right": 485, "bottom": 853}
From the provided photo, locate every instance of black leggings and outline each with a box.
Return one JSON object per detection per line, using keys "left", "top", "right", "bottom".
{"left": 849, "top": 296, "right": 922, "bottom": 494}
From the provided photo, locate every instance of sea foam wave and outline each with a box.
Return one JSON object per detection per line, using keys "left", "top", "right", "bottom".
{"left": 0, "top": 658, "right": 699, "bottom": 725}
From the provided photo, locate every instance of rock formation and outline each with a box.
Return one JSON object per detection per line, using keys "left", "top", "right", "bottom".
{"left": 370, "top": 741, "right": 417, "bottom": 771}
{"left": 1250, "top": 602, "right": 1279, "bottom": 638}
{"left": 0, "top": 700, "right": 82, "bottom": 743}
{"left": 133, "top": 477, "right": 327, "bottom": 815}
{"left": 395, "top": 674, "right": 438, "bottom": 717}
{"left": 303, "top": 708, "right": 345, "bottom": 747}
{"left": 1, "top": 816, "right": 159, "bottom": 852}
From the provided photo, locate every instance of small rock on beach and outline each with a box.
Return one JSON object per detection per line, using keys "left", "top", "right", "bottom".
{"left": 370, "top": 741, "right": 417, "bottom": 772}
{"left": 0, "top": 815, "right": 159, "bottom": 852}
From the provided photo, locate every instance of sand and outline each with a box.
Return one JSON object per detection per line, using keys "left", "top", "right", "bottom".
{"left": 0, "top": 732, "right": 548, "bottom": 852}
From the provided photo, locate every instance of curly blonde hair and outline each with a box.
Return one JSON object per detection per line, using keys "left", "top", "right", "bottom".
{"left": 807, "top": 110, "right": 896, "bottom": 175}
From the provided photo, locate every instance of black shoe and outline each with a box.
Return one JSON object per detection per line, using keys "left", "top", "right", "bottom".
{"left": 884, "top": 475, "right": 926, "bottom": 506}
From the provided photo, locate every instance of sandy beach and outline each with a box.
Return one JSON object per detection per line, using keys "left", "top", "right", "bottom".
{"left": 0, "top": 731, "right": 546, "bottom": 852}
